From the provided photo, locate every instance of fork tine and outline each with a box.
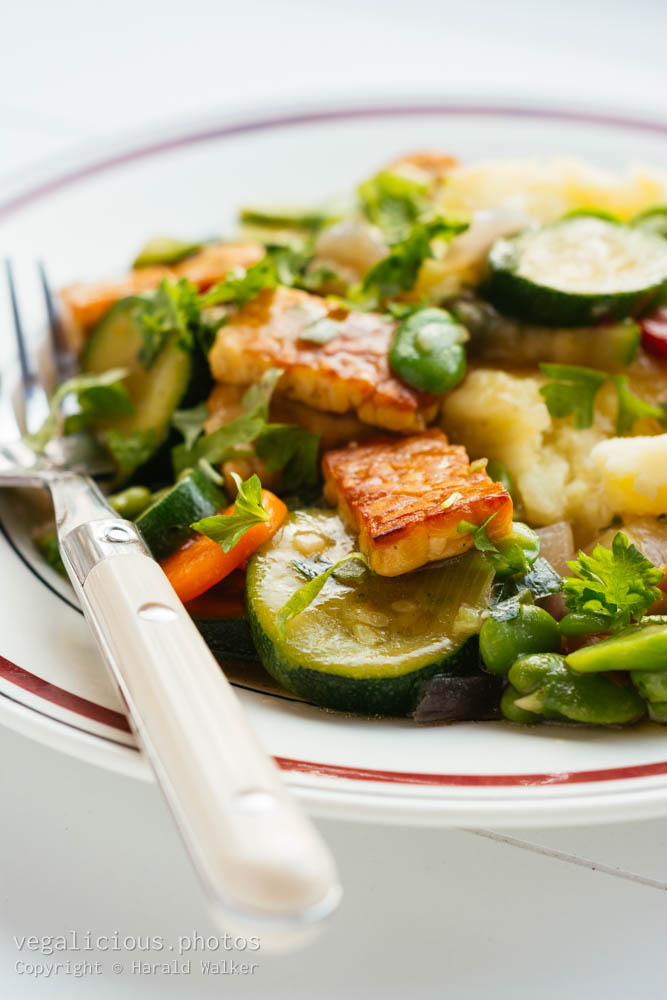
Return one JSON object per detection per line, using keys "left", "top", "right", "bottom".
{"left": 5, "top": 259, "right": 50, "bottom": 434}
{"left": 38, "top": 260, "right": 76, "bottom": 382}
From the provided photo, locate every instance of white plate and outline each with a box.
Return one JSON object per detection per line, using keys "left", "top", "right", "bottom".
{"left": 2, "top": 101, "right": 667, "bottom": 828}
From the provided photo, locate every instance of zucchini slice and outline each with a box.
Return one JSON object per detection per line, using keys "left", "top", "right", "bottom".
{"left": 81, "top": 296, "right": 192, "bottom": 455}
{"left": 136, "top": 468, "right": 225, "bottom": 560}
{"left": 633, "top": 206, "right": 667, "bottom": 240}
{"left": 486, "top": 216, "right": 667, "bottom": 326}
{"left": 454, "top": 299, "right": 640, "bottom": 370}
{"left": 246, "top": 510, "right": 494, "bottom": 716}
{"left": 185, "top": 574, "right": 257, "bottom": 662}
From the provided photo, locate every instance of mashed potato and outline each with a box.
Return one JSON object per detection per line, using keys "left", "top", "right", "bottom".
{"left": 440, "top": 368, "right": 620, "bottom": 542}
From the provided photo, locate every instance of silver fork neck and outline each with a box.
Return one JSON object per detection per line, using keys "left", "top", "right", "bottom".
{"left": 50, "top": 473, "right": 115, "bottom": 536}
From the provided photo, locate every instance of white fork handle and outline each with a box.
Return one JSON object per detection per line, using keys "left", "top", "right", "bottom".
{"left": 59, "top": 522, "right": 340, "bottom": 943}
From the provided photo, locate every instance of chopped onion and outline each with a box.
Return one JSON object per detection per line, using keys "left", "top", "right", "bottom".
{"left": 535, "top": 522, "right": 575, "bottom": 577}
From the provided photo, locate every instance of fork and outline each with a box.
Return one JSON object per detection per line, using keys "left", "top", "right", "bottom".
{"left": 1, "top": 261, "right": 341, "bottom": 948}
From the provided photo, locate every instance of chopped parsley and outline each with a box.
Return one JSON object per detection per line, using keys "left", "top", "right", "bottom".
{"left": 276, "top": 552, "right": 370, "bottom": 640}
{"left": 200, "top": 246, "right": 308, "bottom": 309}
{"left": 358, "top": 170, "right": 430, "bottom": 242}
{"left": 191, "top": 472, "right": 269, "bottom": 552}
{"left": 171, "top": 401, "right": 209, "bottom": 450}
{"left": 457, "top": 515, "right": 540, "bottom": 579}
{"left": 539, "top": 364, "right": 667, "bottom": 434}
{"left": 105, "top": 428, "right": 157, "bottom": 481}
{"left": 538, "top": 364, "right": 607, "bottom": 429}
{"left": 562, "top": 531, "right": 663, "bottom": 631}
{"left": 360, "top": 218, "right": 467, "bottom": 302}
{"left": 135, "top": 278, "right": 199, "bottom": 367}
{"left": 27, "top": 368, "right": 132, "bottom": 452}
{"left": 612, "top": 375, "right": 666, "bottom": 435}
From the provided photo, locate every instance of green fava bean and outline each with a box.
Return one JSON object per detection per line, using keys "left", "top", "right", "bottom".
{"left": 389, "top": 308, "right": 468, "bottom": 395}
{"left": 566, "top": 618, "right": 667, "bottom": 674}
{"left": 480, "top": 604, "right": 561, "bottom": 675}
{"left": 501, "top": 684, "right": 543, "bottom": 723}
{"left": 648, "top": 702, "right": 667, "bottom": 723}
{"left": 509, "top": 652, "right": 645, "bottom": 725}
{"left": 109, "top": 486, "right": 153, "bottom": 520}
{"left": 559, "top": 612, "right": 610, "bottom": 637}
{"left": 631, "top": 670, "right": 667, "bottom": 703}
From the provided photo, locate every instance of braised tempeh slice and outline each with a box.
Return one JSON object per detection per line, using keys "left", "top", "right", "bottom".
{"left": 208, "top": 286, "right": 438, "bottom": 433}
{"left": 59, "top": 241, "right": 263, "bottom": 352}
{"left": 323, "top": 428, "right": 513, "bottom": 576}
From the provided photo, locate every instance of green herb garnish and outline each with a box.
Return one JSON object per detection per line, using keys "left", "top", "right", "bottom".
{"left": 358, "top": 170, "right": 429, "bottom": 242}
{"left": 562, "top": 531, "right": 663, "bottom": 631}
{"left": 28, "top": 368, "right": 131, "bottom": 452}
{"left": 612, "top": 375, "right": 666, "bottom": 435}
{"left": 276, "top": 552, "right": 370, "bottom": 640}
{"left": 136, "top": 278, "right": 199, "bottom": 367}
{"left": 539, "top": 364, "right": 667, "bottom": 434}
{"left": 105, "top": 428, "right": 157, "bottom": 480}
{"left": 538, "top": 364, "right": 608, "bottom": 429}
{"left": 171, "top": 401, "right": 209, "bottom": 450}
{"left": 191, "top": 473, "right": 269, "bottom": 552}
{"left": 360, "top": 218, "right": 467, "bottom": 302}
{"left": 255, "top": 424, "right": 320, "bottom": 491}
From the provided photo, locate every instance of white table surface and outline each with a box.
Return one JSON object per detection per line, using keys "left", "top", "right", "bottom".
{"left": 2, "top": 0, "right": 667, "bottom": 995}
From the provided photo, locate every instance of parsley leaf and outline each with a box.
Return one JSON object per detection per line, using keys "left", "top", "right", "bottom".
{"left": 105, "top": 428, "right": 157, "bottom": 480}
{"left": 135, "top": 278, "right": 200, "bottom": 367}
{"left": 171, "top": 369, "right": 282, "bottom": 474}
{"left": 457, "top": 516, "right": 540, "bottom": 579}
{"left": 563, "top": 531, "right": 663, "bottom": 631}
{"left": 77, "top": 380, "right": 134, "bottom": 421}
{"left": 539, "top": 364, "right": 608, "bottom": 429}
{"left": 358, "top": 170, "right": 429, "bottom": 242}
{"left": 255, "top": 424, "right": 320, "bottom": 491}
{"left": 191, "top": 473, "right": 269, "bottom": 552}
{"left": 276, "top": 552, "right": 370, "bottom": 640}
{"left": 457, "top": 513, "right": 499, "bottom": 553}
{"left": 200, "top": 246, "right": 308, "bottom": 309}
{"left": 27, "top": 368, "right": 131, "bottom": 452}
{"left": 360, "top": 218, "right": 467, "bottom": 301}
{"left": 171, "top": 402, "right": 209, "bottom": 450}
{"left": 613, "top": 375, "right": 666, "bottom": 435}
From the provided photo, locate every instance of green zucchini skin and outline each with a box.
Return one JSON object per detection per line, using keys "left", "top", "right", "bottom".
{"left": 245, "top": 509, "right": 494, "bottom": 717}
{"left": 485, "top": 217, "right": 667, "bottom": 326}
{"left": 194, "top": 615, "right": 257, "bottom": 663}
{"left": 136, "top": 469, "right": 226, "bottom": 560}
{"left": 247, "top": 600, "right": 481, "bottom": 715}
{"left": 81, "top": 296, "right": 192, "bottom": 456}
{"left": 454, "top": 299, "right": 640, "bottom": 370}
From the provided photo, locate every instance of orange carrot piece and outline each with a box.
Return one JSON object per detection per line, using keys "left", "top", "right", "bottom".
{"left": 161, "top": 490, "right": 287, "bottom": 604}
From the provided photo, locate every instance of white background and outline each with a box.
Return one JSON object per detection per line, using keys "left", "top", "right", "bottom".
{"left": 2, "top": 0, "right": 667, "bottom": 995}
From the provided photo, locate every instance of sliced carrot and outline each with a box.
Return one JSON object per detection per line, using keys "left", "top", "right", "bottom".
{"left": 160, "top": 489, "right": 287, "bottom": 603}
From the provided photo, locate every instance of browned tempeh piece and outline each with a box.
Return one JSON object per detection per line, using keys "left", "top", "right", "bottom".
{"left": 323, "top": 428, "right": 513, "bottom": 576}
